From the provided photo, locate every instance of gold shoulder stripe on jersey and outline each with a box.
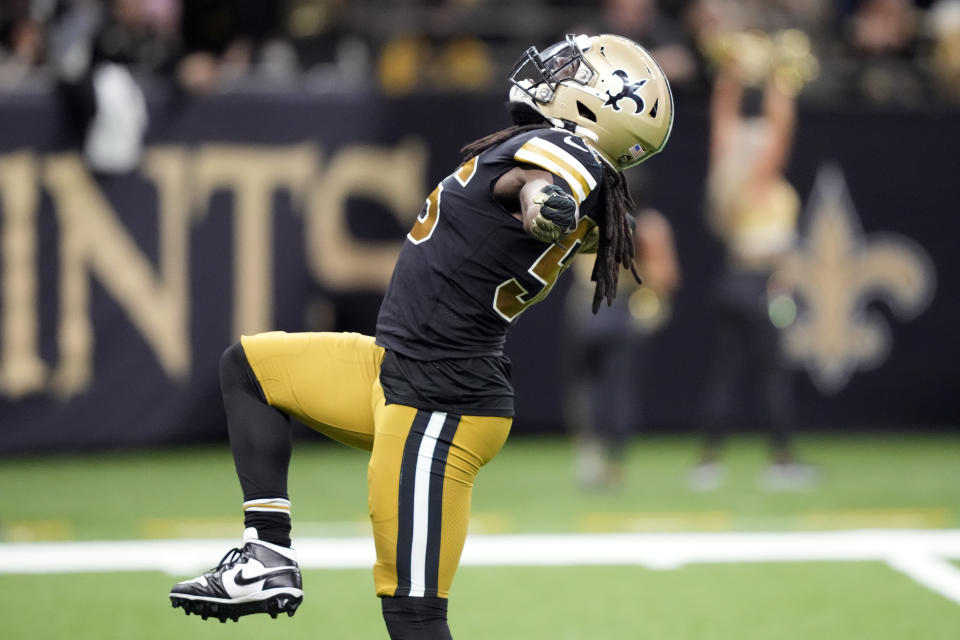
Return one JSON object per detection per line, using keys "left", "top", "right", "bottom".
{"left": 515, "top": 147, "right": 584, "bottom": 203}
{"left": 526, "top": 137, "right": 598, "bottom": 190}
{"left": 514, "top": 138, "right": 597, "bottom": 204}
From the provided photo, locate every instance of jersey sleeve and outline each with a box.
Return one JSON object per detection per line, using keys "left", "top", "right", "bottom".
{"left": 511, "top": 130, "right": 603, "bottom": 206}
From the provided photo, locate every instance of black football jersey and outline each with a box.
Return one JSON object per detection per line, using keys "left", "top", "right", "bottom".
{"left": 376, "top": 127, "right": 605, "bottom": 361}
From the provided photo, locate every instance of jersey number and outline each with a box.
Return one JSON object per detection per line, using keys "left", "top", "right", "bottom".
{"left": 407, "top": 157, "right": 478, "bottom": 244}
{"left": 407, "top": 156, "right": 590, "bottom": 322}
{"left": 493, "top": 217, "right": 593, "bottom": 322}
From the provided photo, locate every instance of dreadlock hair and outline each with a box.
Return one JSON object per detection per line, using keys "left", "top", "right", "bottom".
{"left": 591, "top": 160, "right": 642, "bottom": 312}
{"left": 460, "top": 104, "right": 641, "bottom": 314}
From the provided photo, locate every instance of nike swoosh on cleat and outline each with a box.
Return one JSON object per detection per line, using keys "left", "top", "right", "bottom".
{"left": 233, "top": 566, "right": 299, "bottom": 586}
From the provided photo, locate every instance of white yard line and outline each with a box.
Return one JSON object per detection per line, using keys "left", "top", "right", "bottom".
{"left": 887, "top": 553, "right": 960, "bottom": 605}
{"left": 3, "top": 529, "right": 960, "bottom": 604}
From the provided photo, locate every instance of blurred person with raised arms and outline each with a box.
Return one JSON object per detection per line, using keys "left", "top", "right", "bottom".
{"left": 168, "top": 33, "right": 674, "bottom": 639}
{"left": 691, "top": 28, "right": 817, "bottom": 491}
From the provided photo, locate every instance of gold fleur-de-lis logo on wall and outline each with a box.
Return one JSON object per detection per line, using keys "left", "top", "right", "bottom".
{"left": 779, "top": 164, "right": 935, "bottom": 394}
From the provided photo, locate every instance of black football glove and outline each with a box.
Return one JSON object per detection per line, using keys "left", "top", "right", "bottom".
{"left": 529, "top": 185, "right": 578, "bottom": 243}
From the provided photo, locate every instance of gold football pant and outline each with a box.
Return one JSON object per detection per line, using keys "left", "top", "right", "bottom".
{"left": 240, "top": 331, "right": 512, "bottom": 599}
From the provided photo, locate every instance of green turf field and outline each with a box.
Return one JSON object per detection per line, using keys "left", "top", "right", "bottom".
{"left": 3, "top": 433, "right": 959, "bottom": 540}
{"left": 1, "top": 433, "right": 959, "bottom": 639}
{"left": 4, "top": 562, "right": 960, "bottom": 640}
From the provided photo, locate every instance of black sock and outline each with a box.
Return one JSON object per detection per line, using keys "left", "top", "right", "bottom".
{"left": 220, "top": 342, "right": 293, "bottom": 547}
{"left": 381, "top": 596, "right": 452, "bottom": 640}
{"left": 240, "top": 499, "right": 292, "bottom": 547}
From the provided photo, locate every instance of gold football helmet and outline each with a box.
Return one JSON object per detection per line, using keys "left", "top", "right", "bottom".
{"left": 509, "top": 34, "right": 674, "bottom": 170}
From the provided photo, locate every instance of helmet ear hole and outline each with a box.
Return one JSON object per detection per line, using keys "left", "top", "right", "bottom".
{"left": 576, "top": 101, "right": 597, "bottom": 122}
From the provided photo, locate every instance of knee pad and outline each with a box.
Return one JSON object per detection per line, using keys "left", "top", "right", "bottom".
{"left": 381, "top": 596, "right": 451, "bottom": 640}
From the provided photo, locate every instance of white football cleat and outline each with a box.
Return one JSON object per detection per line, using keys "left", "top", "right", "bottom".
{"left": 170, "top": 528, "right": 303, "bottom": 622}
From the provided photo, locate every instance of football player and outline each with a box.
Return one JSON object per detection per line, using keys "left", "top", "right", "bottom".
{"left": 169, "top": 33, "right": 674, "bottom": 638}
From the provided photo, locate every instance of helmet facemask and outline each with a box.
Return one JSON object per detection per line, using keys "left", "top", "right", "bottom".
{"left": 509, "top": 35, "right": 597, "bottom": 105}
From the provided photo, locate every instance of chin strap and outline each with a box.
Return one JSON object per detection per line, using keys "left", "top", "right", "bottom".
{"left": 545, "top": 116, "right": 599, "bottom": 144}
{"left": 570, "top": 123, "right": 600, "bottom": 143}
{"left": 561, "top": 121, "right": 612, "bottom": 168}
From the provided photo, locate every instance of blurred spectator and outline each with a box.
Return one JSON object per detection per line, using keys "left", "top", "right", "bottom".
{"left": 569, "top": 0, "right": 699, "bottom": 88}
{"left": 178, "top": 0, "right": 296, "bottom": 92}
{"left": 49, "top": 1, "right": 169, "bottom": 172}
{"left": 376, "top": 0, "right": 496, "bottom": 96}
{"left": 842, "top": 0, "right": 930, "bottom": 104}
{"left": 849, "top": 0, "right": 918, "bottom": 53}
{"left": 0, "top": 0, "right": 50, "bottom": 84}
{"left": 377, "top": 32, "right": 493, "bottom": 95}
{"left": 94, "top": 0, "right": 180, "bottom": 72}
{"left": 564, "top": 205, "right": 680, "bottom": 491}
{"left": 692, "top": 29, "right": 817, "bottom": 492}
{"left": 286, "top": 0, "right": 371, "bottom": 91}
{"left": 0, "top": 1, "right": 958, "bottom": 104}
{"left": 927, "top": 0, "right": 960, "bottom": 100}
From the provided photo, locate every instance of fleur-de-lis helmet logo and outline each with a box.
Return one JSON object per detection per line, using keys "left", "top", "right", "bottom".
{"left": 603, "top": 70, "right": 647, "bottom": 114}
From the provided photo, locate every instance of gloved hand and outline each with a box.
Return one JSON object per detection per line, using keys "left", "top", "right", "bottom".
{"left": 529, "top": 185, "right": 578, "bottom": 243}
